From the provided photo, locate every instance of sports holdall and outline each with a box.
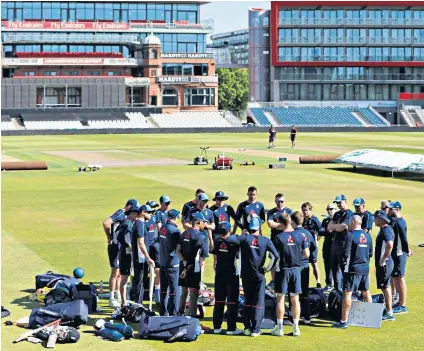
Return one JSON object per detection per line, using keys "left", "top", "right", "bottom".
{"left": 138, "top": 315, "right": 201, "bottom": 342}
{"left": 29, "top": 300, "right": 88, "bottom": 328}
{"left": 261, "top": 288, "right": 277, "bottom": 329}
{"left": 35, "top": 271, "right": 72, "bottom": 289}
{"left": 327, "top": 290, "right": 363, "bottom": 321}
{"left": 75, "top": 283, "right": 98, "bottom": 313}
{"left": 308, "top": 287, "right": 327, "bottom": 318}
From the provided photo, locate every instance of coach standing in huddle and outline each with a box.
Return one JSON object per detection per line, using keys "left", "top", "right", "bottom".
{"left": 328, "top": 195, "right": 353, "bottom": 292}
{"left": 156, "top": 195, "right": 172, "bottom": 229}
{"left": 103, "top": 199, "right": 138, "bottom": 308}
{"left": 319, "top": 203, "right": 337, "bottom": 291}
{"left": 158, "top": 209, "right": 181, "bottom": 316}
{"left": 374, "top": 210, "right": 395, "bottom": 321}
{"left": 210, "top": 191, "right": 236, "bottom": 241}
{"left": 388, "top": 201, "right": 410, "bottom": 314}
{"left": 182, "top": 189, "right": 205, "bottom": 224}
{"left": 333, "top": 216, "right": 372, "bottom": 329}
{"left": 352, "top": 197, "right": 374, "bottom": 233}
{"left": 234, "top": 186, "right": 266, "bottom": 233}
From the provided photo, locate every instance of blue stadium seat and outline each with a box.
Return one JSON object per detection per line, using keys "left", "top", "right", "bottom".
{"left": 250, "top": 108, "right": 272, "bottom": 126}
{"left": 358, "top": 108, "right": 389, "bottom": 126}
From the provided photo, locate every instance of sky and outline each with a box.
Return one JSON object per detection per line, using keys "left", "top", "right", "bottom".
{"left": 200, "top": 1, "right": 270, "bottom": 37}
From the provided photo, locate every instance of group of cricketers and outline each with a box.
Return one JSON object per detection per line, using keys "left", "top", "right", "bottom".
{"left": 102, "top": 187, "right": 410, "bottom": 337}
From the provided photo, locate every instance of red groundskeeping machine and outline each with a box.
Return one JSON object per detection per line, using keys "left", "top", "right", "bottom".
{"left": 212, "top": 152, "right": 233, "bottom": 170}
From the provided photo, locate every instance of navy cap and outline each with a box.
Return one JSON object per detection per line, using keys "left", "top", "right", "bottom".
{"left": 191, "top": 212, "right": 207, "bottom": 222}
{"left": 139, "top": 204, "right": 153, "bottom": 213}
{"left": 128, "top": 206, "right": 140, "bottom": 214}
{"left": 387, "top": 201, "right": 402, "bottom": 210}
{"left": 68, "top": 329, "right": 81, "bottom": 343}
{"left": 159, "top": 195, "right": 171, "bottom": 204}
{"left": 125, "top": 199, "right": 138, "bottom": 207}
{"left": 374, "top": 210, "right": 391, "bottom": 223}
{"left": 167, "top": 209, "right": 180, "bottom": 219}
{"left": 333, "top": 194, "right": 347, "bottom": 203}
{"left": 213, "top": 191, "right": 229, "bottom": 201}
{"left": 249, "top": 217, "right": 261, "bottom": 231}
{"left": 198, "top": 193, "right": 209, "bottom": 202}
{"left": 353, "top": 197, "right": 365, "bottom": 206}
{"left": 220, "top": 221, "right": 232, "bottom": 233}
{"left": 146, "top": 200, "right": 159, "bottom": 208}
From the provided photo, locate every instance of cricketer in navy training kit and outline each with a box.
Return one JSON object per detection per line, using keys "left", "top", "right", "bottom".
{"left": 156, "top": 195, "right": 172, "bottom": 229}
{"left": 235, "top": 186, "right": 266, "bottom": 233}
{"left": 319, "top": 203, "right": 337, "bottom": 291}
{"left": 177, "top": 212, "right": 209, "bottom": 318}
{"left": 103, "top": 199, "right": 138, "bottom": 308}
{"left": 328, "top": 194, "right": 354, "bottom": 292}
{"left": 222, "top": 216, "right": 279, "bottom": 337}
{"left": 211, "top": 222, "right": 242, "bottom": 335}
{"left": 182, "top": 188, "right": 205, "bottom": 223}
{"left": 352, "top": 197, "right": 374, "bottom": 233}
{"left": 374, "top": 210, "right": 395, "bottom": 321}
{"left": 158, "top": 209, "right": 182, "bottom": 316}
{"left": 333, "top": 215, "right": 373, "bottom": 329}
{"left": 209, "top": 191, "right": 236, "bottom": 240}
{"left": 270, "top": 213, "right": 309, "bottom": 337}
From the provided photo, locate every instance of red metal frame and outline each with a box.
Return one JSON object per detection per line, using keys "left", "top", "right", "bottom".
{"left": 271, "top": 1, "right": 424, "bottom": 68}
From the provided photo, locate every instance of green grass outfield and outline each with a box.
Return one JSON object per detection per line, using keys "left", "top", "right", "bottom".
{"left": 1, "top": 132, "right": 424, "bottom": 351}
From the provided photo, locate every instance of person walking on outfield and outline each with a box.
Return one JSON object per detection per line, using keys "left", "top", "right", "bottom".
{"left": 333, "top": 215, "right": 372, "bottom": 329}
{"left": 269, "top": 125, "right": 277, "bottom": 148}
{"left": 290, "top": 125, "right": 297, "bottom": 148}
{"left": 132, "top": 205, "right": 155, "bottom": 304}
{"left": 212, "top": 222, "right": 242, "bottom": 335}
{"left": 271, "top": 214, "right": 309, "bottom": 337}
{"left": 116, "top": 206, "right": 139, "bottom": 307}
{"left": 144, "top": 201, "right": 161, "bottom": 304}
{"left": 156, "top": 195, "right": 172, "bottom": 229}
{"left": 210, "top": 191, "right": 236, "bottom": 241}
{"left": 182, "top": 189, "right": 205, "bottom": 225}
{"left": 388, "top": 201, "right": 411, "bottom": 314}
{"left": 267, "top": 193, "right": 293, "bottom": 285}
{"left": 328, "top": 195, "right": 353, "bottom": 292}
{"left": 301, "top": 202, "right": 322, "bottom": 288}
{"left": 177, "top": 213, "right": 209, "bottom": 317}
{"left": 103, "top": 199, "right": 138, "bottom": 308}
{"left": 374, "top": 210, "right": 395, "bottom": 321}
{"left": 292, "top": 211, "right": 317, "bottom": 325}
{"left": 319, "top": 203, "right": 337, "bottom": 291}
{"left": 158, "top": 209, "right": 182, "bottom": 316}
{"left": 352, "top": 197, "right": 374, "bottom": 233}
{"left": 234, "top": 186, "right": 266, "bottom": 234}
{"left": 222, "top": 217, "right": 278, "bottom": 337}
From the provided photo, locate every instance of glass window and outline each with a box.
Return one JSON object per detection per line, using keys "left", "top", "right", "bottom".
{"left": 162, "top": 88, "right": 178, "bottom": 106}
{"left": 104, "top": 3, "right": 113, "bottom": 20}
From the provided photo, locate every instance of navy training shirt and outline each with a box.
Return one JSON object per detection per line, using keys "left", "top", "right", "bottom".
{"left": 375, "top": 225, "right": 394, "bottom": 267}
{"left": 273, "top": 231, "right": 308, "bottom": 270}
{"left": 132, "top": 219, "right": 148, "bottom": 263}
{"left": 179, "top": 228, "right": 209, "bottom": 272}
{"left": 223, "top": 234, "right": 279, "bottom": 278}
{"left": 210, "top": 204, "right": 236, "bottom": 235}
{"left": 110, "top": 209, "right": 127, "bottom": 244}
{"left": 186, "top": 207, "right": 214, "bottom": 239}
{"left": 343, "top": 229, "right": 373, "bottom": 274}
{"left": 155, "top": 209, "right": 168, "bottom": 227}
{"left": 391, "top": 217, "right": 408, "bottom": 257}
{"left": 303, "top": 215, "right": 322, "bottom": 237}
{"left": 211, "top": 235, "right": 239, "bottom": 276}
{"left": 319, "top": 217, "right": 333, "bottom": 241}
{"left": 267, "top": 207, "right": 293, "bottom": 238}
{"left": 181, "top": 200, "right": 197, "bottom": 222}
{"left": 145, "top": 214, "right": 159, "bottom": 246}
{"left": 117, "top": 219, "right": 134, "bottom": 249}
{"left": 294, "top": 227, "right": 317, "bottom": 267}
{"left": 332, "top": 209, "right": 354, "bottom": 241}
{"left": 235, "top": 201, "right": 266, "bottom": 231}
{"left": 356, "top": 210, "right": 374, "bottom": 232}
{"left": 159, "top": 221, "right": 181, "bottom": 267}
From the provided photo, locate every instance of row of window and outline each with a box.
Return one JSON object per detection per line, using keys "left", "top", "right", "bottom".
{"left": 2, "top": 2, "right": 199, "bottom": 23}
{"left": 4, "top": 44, "right": 130, "bottom": 57}
{"left": 279, "top": 83, "right": 424, "bottom": 101}
{"left": 23, "top": 71, "right": 121, "bottom": 76}
{"left": 162, "top": 63, "right": 209, "bottom": 76}
{"left": 278, "top": 28, "right": 424, "bottom": 44}
{"left": 279, "top": 9, "right": 424, "bottom": 24}
{"left": 36, "top": 87, "right": 81, "bottom": 106}
{"left": 278, "top": 47, "right": 424, "bottom": 62}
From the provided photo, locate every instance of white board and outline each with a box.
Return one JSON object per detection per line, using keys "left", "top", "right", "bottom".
{"left": 348, "top": 301, "right": 384, "bottom": 329}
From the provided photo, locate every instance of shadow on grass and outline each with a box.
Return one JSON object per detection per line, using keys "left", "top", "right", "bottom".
{"left": 10, "top": 296, "right": 41, "bottom": 311}
{"left": 328, "top": 167, "right": 424, "bottom": 183}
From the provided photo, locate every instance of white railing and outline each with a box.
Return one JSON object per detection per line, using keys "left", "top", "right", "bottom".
{"left": 369, "top": 106, "right": 391, "bottom": 126}
{"left": 2, "top": 57, "right": 138, "bottom": 66}
{"left": 2, "top": 33, "right": 140, "bottom": 43}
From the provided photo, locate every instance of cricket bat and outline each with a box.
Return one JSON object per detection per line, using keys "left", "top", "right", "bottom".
{"left": 14, "top": 319, "right": 61, "bottom": 343}
{"left": 46, "top": 320, "right": 60, "bottom": 348}
{"left": 4, "top": 317, "right": 30, "bottom": 327}
{"left": 148, "top": 264, "right": 155, "bottom": 310}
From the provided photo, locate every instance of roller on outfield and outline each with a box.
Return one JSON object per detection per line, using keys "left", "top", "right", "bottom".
{"left": 299, "top": 155, "right": 340, "bottom": 164}
{"left": 1, "top": 161, "right": 48, "bottom": 171}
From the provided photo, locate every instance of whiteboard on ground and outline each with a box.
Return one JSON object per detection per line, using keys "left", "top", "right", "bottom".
{"left": 348, "top": 301, "right": 384, "bottom": 329}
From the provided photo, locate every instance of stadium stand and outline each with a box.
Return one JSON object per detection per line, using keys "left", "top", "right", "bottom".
{"left": 249, "top": 108, "right": 272, "bottom": 126}
{"left": 24, "top": 120, "right": 84, "bottom": 130}
{"left": 404, "top": 105, "right": 424, "bottom": 126}
{"left": 357, "top": 108, "right": 390, "bottom": 126}
{"left": 1, "top": 115, "right": 15, "bottom": 131}
{"left": 151, "top": 111, "right": 233, "bottom": 128}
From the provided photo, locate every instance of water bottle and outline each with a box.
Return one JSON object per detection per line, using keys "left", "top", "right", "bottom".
{"left": 99, "top": 280, "right": 104, "bottom": 294}
{"left": 126, "top": 281, "right": 131, "bottom": 302}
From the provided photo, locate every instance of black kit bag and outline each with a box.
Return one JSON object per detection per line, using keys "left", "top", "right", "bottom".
{"left": 29, "top": 300, "right": 88, "bottom": 328}
{"left": 35, "top": 271, "right": 71, "bottom": 289}
{"left": 308, "top": 287, "right": 327, "bottom": 318}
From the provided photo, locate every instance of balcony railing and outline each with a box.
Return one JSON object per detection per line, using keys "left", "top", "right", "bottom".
{"left": 2, "top": 32, "right": 140, "bottom": 44}
{"left": 279, "top": 18, "right": 423, "bottom": 26}
{"left": 278, "top": 36, "right": 420, "bottom": 45}
{"left": 277, "top": 74, "right": 424, "bottom": 81}
{"left": 278, "top": 55, "right": 424, "bottom": 62}
{"left": 2, "top": 57, "right": 138, "bottom": 66}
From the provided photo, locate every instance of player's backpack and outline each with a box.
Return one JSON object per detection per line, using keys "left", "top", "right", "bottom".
{"left": 44, "top": 280, "right": 79, "bottom": 306}
{"left": 308, "top": 287, "right": 327, "bottom": 318}
{"left": 262, "top": 288, "right": 277, "bottom": 329}
{"left": 29, "top": 300, "right": 88, "bottom": 328}
{"left": 328, "top": 290, "right": 362, "bottom": 320}
{"left": 75, "top": 283, "right": 98, "bottom": 313}
{"left": 112, "top": 302, "right": 156, "bottom": 323}
{"left": 35, "top": 271, "right": 72, "bottom": 289}
{"left": 138, "top": 315, "right": 202, "bottom": 342}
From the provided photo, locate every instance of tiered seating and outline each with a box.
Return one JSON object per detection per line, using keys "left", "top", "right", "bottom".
{"left": 88, "top": 113, "right": 154, "bottom": 129}
{"left": 358, "top": 108, "right": 390, "bottom": 126}
{"left": 1, "top": 122, "right": 15, "bottom": 131}
{"left": 250, "top": 108, "right": 272, "bottom": 126}
{"left": 24, "top": 120, "right": 83, "bottom": 130}
{"left": 151, "top": 111, "right": 233, "bottom": 128}
{"left": 16, "top": 52, "right": 123, "bottom": 58}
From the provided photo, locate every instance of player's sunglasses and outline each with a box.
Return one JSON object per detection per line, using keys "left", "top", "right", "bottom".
{"left": 163, "top": 202, "right": 170, "bottom": 205}
{"left": 326, "top": 208, "right": 335, "bottom": 211}
{"left": 335, "top": 202, "right": 342, "bottom": 205}
{"left": 276, "top": 200, "right": 285, "bottom": 203}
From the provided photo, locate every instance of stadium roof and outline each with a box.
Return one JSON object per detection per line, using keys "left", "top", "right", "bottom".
{"left": 68, "top": 0, "right": 209, "bottom": 4}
